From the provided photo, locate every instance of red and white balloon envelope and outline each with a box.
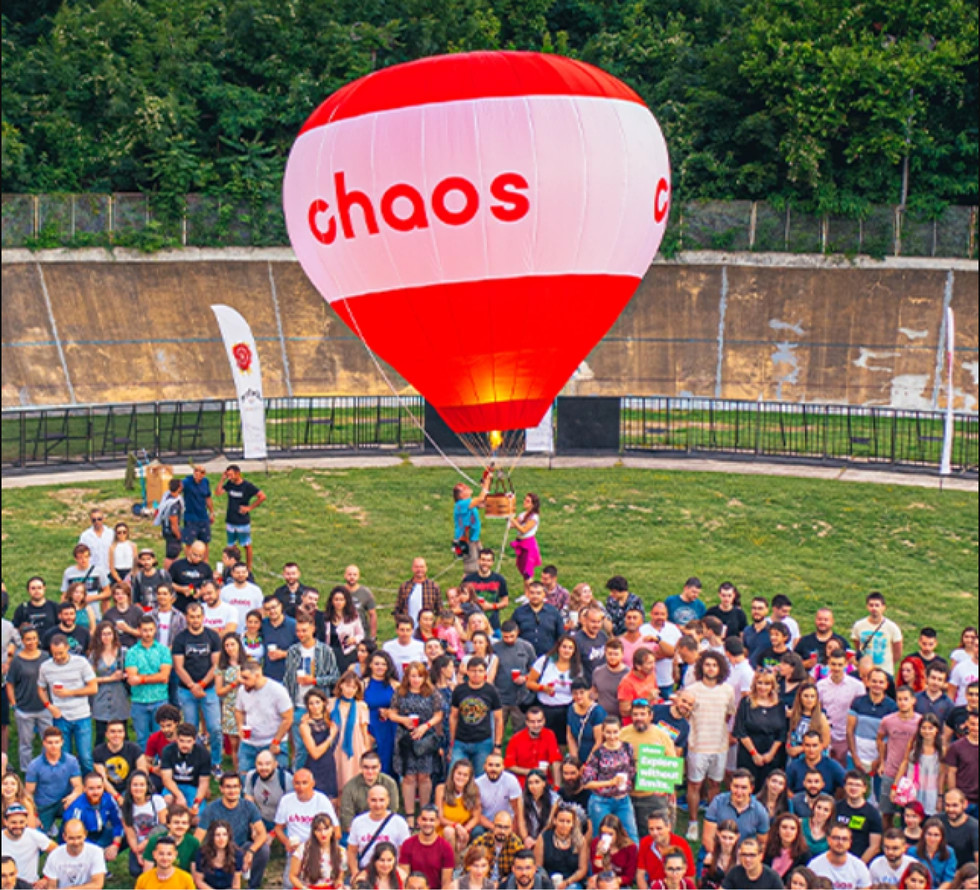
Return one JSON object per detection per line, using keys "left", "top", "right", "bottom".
{"left": 283, "top": 51, "right": 670, "bottom": 437}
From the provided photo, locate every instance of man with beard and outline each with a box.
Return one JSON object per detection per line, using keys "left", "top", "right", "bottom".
{"left": 620, "top": 699, "right": 677, "bottom": 831}
{"left": 1, "top": 804, "right": 56, "bottom": 886}
{"left": 398, "top": 805, "right": 455, "bottom": 889}
{"left": 469, "top": 811, "right": 527, "bottom": 885}
{"left": 463, "top": 548, "right": 510, "bottom": 635}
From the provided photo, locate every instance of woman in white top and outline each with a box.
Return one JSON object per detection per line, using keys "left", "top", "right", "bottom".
{"left": 121, "top": 770, "right": 167, "bottom": 877}
{"left": 509, "top": 492, "right": 541, "bottom": 588}
{"left": 289, "top": 813, "right": 343, "bottom": 890}
{"left": 108, "top": 522, "right": 138, "bottom": 584}
{"left": 526, "top": 635, "right": 583, "bottom": 741}
{"left": 460, "top": 631, "right": 499, "bottom": 684}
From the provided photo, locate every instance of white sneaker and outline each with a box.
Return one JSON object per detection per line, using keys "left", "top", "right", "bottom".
{"left": 685, "top": 822, "right": 699, "bottom": 842}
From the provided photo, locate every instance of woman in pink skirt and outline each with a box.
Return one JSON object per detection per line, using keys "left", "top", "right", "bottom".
{"left": 509, "top": 492, "right": 541, "bottom": 587}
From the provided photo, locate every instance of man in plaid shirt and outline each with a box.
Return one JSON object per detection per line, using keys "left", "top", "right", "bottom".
{"left": 470, "top": 811, "right": 526, "bottom": 884}
{"left": 394, "top": 557, "right": 443, "bottom": 624}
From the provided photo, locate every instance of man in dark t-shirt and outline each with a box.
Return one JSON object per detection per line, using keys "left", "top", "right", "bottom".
{"left": 215, "top": 465, "right": 265, "bottom": 573}
{"left": 462, "top": 549, "right": 510, "bottom": 634}
{"left": 449, "top": 658, "right": 503, "bottom": 776}
{"left": 12, "top": 577, "right": 59, "bottom": 639}
{"left": 41, "top": 604, "right": 89, "bottom": 656}
{"left": 835, "top": 772, "right": 883, "bottom": 862}
{"left": 93, "top": 719, "right": 147, "bottom": 798}
{"left": 168, "top": 543, "right": 214, "bottom": 613}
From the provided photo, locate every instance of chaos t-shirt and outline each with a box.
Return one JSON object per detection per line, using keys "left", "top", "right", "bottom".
{"left": 451, "top": 682, "right": 501, "bottom": 743}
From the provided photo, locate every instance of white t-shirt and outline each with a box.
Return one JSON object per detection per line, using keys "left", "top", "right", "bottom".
{"left": 79, "top": 527, "right": 115, "bottom": 574}
{"left": 42, "top": 842, "right": 107, "bottom": 888}
{"left": 652, "top": 622, "right": 682, "bottom": 687}
{"left": 203, "top": 601, "right": 239, "bottom": 634}
{"left": 236, "top": 678, "right": 293, "bottom": 746}
{"left": 949, "top": 657, "right": 979, "bottom": 705}
{"left": 531, "top": 655, "right": 574, "bottom": 707}
{"left": 476, "top": 772, "right": 522, "bottom": 820}
{"left": 382, "top": 638, "right": 427, "bottom": 679}
{"left": 293, "top": 642, "right": 319, "bottom": 707}
{"left": 407, "top": 583, "right": 424, "bottom": 625}
{"left": 726, "top": 659, "right": 755, "bottom": 728}
{"left": 274, "top": 791, "right": 339, "bottom": 843}
{"left": 3, "top": 827, "right": 52, "bottom": 882}
{"left": 221, "top": 582, "right": 264, "bottom": 629}
{"left": 349, "top": 811, "right": 411, "bottom": 866}
{"left": 130, "top": 795, "right": 168, "bottom": 845}
{"left": 868, "top": 854, "right": 916, "bottom": 888}
{"left": 38, "top": 655, "right": 96, "bottom": 721}
{"left": 809, "top": 852, "right": 872, "bottom": 889}
{"left": 850, "top": 617, "right": 903, "bottom": 674}
{"left": 155, "top": 609, "right": 177, "bottom": 647}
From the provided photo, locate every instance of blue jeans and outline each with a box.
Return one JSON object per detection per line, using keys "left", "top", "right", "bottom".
{"left": 588, "top": 793, "right": 639, "bottom": 843}
{"left": 450, "top": 737, "right": 495, "bottom": 776}
{"left": 239, "top": 740, "right": 289, "bottom": 776}
{"left": 131, "top": 699, "right": 166, "bottom": 751}
{"left": 292, "top": 707, "right": 307, "bottom": 770}
{"left": 177, "top": 686, "right": 223, "bottom": 769}
{"left": 54, "top": 715, "right": 93, "bottom": 774}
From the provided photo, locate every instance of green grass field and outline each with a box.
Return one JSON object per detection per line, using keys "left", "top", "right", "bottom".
{"left": 2, "top": 463, "right": 977, "bottom": 887}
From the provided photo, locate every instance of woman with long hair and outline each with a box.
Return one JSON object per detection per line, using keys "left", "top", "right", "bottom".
{"left": 950, "top": 627, "right": 978, "bottom": 666}
{"left": 462, "top": 611, "right": 494, "bottom": 651}
{"left": 88, "top": 620, "right": 130, "bottom": 745}
{"left": 581, "top": 716, "right": 638, "bottom": 843}
{"left": 64, "top": 580, "right": 97, "bottom": 632}
{"left": 324, "top": 585, "right": 365, "bottom": 674}
{"left": 588, "top": 814, "right": 638, "bottom": 889}
{"left": 108, "top": 522, "right": 137, "bottom": 584}
{"left": 522, "top": 768, "right": 560, "bottom": 846}
{"left": 912, "top": 817, "right": 956, "bottom": 887}
{"left": 762, "top": 812, "right": 811, "bottom": 880}
{"left": 900, "top": 657, "right": 927, "bottom": 694}
{"left": 353, "top": 841, "right": 409, "bottom": 889}
{"left": 534, "top": 802, "right": 588, "bottom": 888}
{"left": 1, "top": 772, "right": 38, "bottom": 828}
{"left": 756, "top": 769, "right": 790, "bottom": 821}
{"left": 733, "top": 669, "right": 788, "bottom": 787}
{"left": 365, "top": 650, "right": 399, "bottom": 777}
{"left": 192, "top": 819, "right": 241, "bottom": 889}
{"left": 950, "top": 863, "right": 980, "bottom": 890}
{"left": 900, "top": 861, "right": 935, "bottom": 889}
{"left": 215, "top": 632, "right": 244, "bottom": 772}
{"left": 449, "top": 845, "right": 494, "bottom": 890}
{"left": 329, "top": 670, "right": 372, "bottom": 788}
{"left": 527, "top": 635, "right": 584, "bottom": 740}
{"left": 290, "top": 813, "right": 343, "bottom": 890}
{"left": 435, "top": 759, "right": 482, "bottom": 857}
{"left": 801, "top": 794, "right": 835, "bottom": 857}
{"left": 103, "top": 582, "right": 142, "bottom": 648}
{"left": 413, "top": 609, "right": 438, "bottom": 645}
{"left": 699, "top": 819, "right": 740, "bottom": 889}
{"left": 354, "top": 639, "right": 377, "bottom": 679}
{"left": 785, "top": 866, "right": 821, "bottom": 889}
{"left": 460, "top": 631, "right": 498, "bottom": 684}
{"left": 299, "top": 687, "right": 339, "bottom": 801}
{"left": 241, "top": 610, "right": 265, "bottom": 664}
{"left": 777, "top": 653, "right": 809, "bottom": 712}
{"left": 391, "top": 662, "right": 443, "bottom": 827}
{"left": 509, "top": 492, "right": 542, "bottom": 586}
{"left": 120, "top": 770, "right": 167, "bottom": 876}
{"left": 893, "top": 714, "right": 944, "bottom": 815}
{"left": 429, "top": 654, "right": 457, "bottom": 786}
{"left": 786, "top": 681, "right": 831, "bottom": 758}
{"left": 903, "top": 801, "right": 927, "bottom": 849}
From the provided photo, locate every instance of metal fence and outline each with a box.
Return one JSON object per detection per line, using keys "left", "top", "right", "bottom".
{"left": 1, "top": 396, "right": 424, "bottom": 469}
{"left": 3, "top": 193, "right": 977, "bottom": 258}
{"left": 3, "top": 394, "right": 976, "bottom": 475}
{"left": 622, "top": 398, "right": 979, "bottom": 473}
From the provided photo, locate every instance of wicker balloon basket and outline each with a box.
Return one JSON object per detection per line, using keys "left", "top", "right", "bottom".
{"left": 484, "top": 492, "right": 516, "bottom": 517}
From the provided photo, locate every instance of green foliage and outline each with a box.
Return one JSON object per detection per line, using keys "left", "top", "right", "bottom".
{"left": 2, "top": 0, "right": 977, "bottom": 210}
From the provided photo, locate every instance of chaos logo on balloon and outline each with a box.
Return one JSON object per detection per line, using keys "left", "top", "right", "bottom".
{"left": 284, "top": 51, "right": 670, "bottom": 446}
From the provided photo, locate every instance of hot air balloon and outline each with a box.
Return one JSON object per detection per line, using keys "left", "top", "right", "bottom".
{"left": 283, "top": 51, "right": 670, "bottom": 488}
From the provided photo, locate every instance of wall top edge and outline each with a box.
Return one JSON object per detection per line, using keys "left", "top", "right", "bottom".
{"left": 2, "top": 246, "right": 977, "bottom": 272}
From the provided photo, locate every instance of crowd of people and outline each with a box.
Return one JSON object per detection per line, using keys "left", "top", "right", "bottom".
{"left": 0, "top": 465, "right": 977, "bottom": 890}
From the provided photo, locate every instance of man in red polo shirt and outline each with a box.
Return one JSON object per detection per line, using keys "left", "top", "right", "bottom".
{"left": 503, "top": 706, "right": 561, "bottom": 788}
{"left": 617, "top": 647, "right": 661, "bottom": 725}
{"left": 636, "top": 809, "right": 696, "bottom": 888}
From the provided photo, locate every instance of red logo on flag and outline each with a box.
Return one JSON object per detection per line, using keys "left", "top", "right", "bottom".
{"left": 231, "top": 343, "right": 253, "bottom": 373}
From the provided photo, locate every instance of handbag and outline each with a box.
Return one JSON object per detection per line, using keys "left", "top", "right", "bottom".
{"left": 411, "top": 729, "right": 442, "bottom": 757}
{"left": 892, "top": 763, "right": 919, "bottom": 807}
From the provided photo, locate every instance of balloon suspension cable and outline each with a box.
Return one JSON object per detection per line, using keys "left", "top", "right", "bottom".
{"left": 495, "top": 512, "right": 511, "bottom": 575}
{"left": 337, "top": 300, "right": 479, "bottom": 486}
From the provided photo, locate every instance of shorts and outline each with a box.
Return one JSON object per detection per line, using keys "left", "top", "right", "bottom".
{"left": 163, "top": 534, "right": 182, "bottom": 560}
{"left": 687, "top": 751, "right": 727, "bottom": 783}
{"left": 182, "top": 521, "right": 212, "bottom": 546}
{"left": 226, "top": 524, "right": 252, "bottom": 546}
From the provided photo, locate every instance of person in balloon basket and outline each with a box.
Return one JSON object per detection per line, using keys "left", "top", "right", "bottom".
{"left": 453, "top": 473, "right": 492, "bottom": 574}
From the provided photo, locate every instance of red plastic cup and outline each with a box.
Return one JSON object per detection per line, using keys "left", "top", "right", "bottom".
{"left": 53, "top": 683, "right": 64, "bottom": 692}
{"left": 242, "top": 725, "right": 252, "bottom": 741}
{"left": 511, "top": 669, "right": 521, "bottom": 681}
{"left": 410, "top": 715, "right": 420, "bottom": 728}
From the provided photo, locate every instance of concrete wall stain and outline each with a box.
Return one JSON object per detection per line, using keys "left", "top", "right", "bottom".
{"left": 2, "top": 252, "right": 977, "bottom": 412}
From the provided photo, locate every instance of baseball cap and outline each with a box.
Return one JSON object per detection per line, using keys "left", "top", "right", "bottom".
{"left": 138, "top": 548, "right": 156, "bottom": 557}
{"left": 5, "top": 803, "right": 28, "bottom": 817}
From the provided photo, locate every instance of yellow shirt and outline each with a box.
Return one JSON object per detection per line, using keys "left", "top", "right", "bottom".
{"left": 620, "top": 723, "right": 678, "bottom": 799}
{"left": 134, "top": 867, "right": 196, "bottom": 890}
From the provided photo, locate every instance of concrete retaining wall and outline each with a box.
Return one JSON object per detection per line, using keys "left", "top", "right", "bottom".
{"left": 2, "top": 248, "right": 976, "bottom": 411}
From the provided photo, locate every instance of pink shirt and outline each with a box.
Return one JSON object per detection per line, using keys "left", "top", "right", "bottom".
{"left": 817, "top": 674, "right": 865, "bottom": 742}
{"left": 879, "top": 712, "right": 922, "bottom": 777}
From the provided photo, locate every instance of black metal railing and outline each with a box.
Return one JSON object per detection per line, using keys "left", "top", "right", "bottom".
{"left": 2, "top": 395, "right": 976, "bottom": 475}
{"left": 621, "top": 397, "right": 978, "bottom": 473}
{"left": 1, "top": 396, "right": 425, "bottom": 469}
